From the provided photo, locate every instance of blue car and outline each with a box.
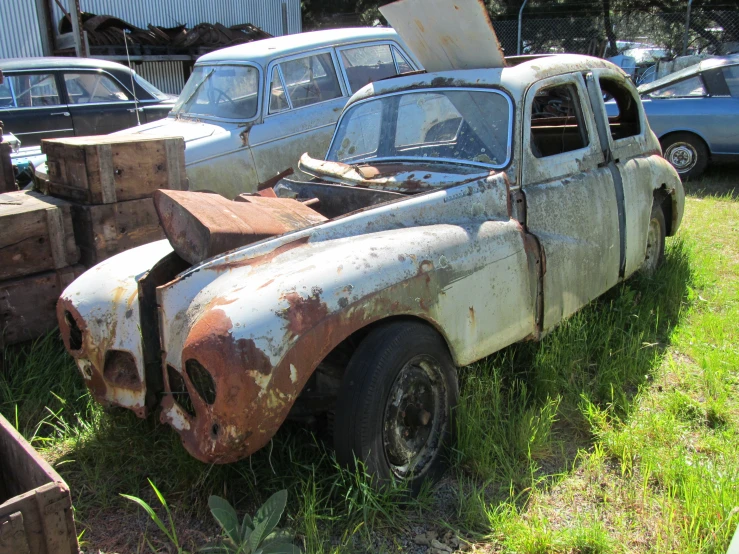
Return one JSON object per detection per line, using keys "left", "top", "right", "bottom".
{"left": 607, "top": 55, "right": 739, "bottom": 178}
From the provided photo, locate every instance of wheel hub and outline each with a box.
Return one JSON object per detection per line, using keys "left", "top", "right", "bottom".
{"left": 383, "top": 356, "right": 445, "bottom": 479}
{"left": 665, "top": 142, "right": 697, "bottom": 173}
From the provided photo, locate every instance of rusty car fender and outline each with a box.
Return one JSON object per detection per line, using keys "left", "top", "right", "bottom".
{"left": 57, "top": 240, "right": 174, "bottom": 417}
{"left": 157, "top": 182, "right": 536, "bottom": 463}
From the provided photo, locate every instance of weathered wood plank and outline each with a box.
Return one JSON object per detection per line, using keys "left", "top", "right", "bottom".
{"left": 154, "top": 190, "right": 327, "bottom": 265}
{"left": 42, "top": 135, "right": 187, "bottom": 204}
{"left": 0, "top": 191, "right": 79, "bottom": 281}
{"left": 72, "top": 198, "right": 166, "bottom": 266}
{"left": 0, "top": 266, "right": 84, "bottom": 348}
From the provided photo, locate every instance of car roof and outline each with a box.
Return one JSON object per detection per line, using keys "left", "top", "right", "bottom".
{"left": 638, "top": 54, "right": 739, "bottom": 94}
{"left": 0, "top": 56, "right": 132, "bottom": 73}
{"left": 346, "top": 54, "right": 623, "bottom": 107}
{"left": 196, "top": 27, "right": 403, "bottom": 66}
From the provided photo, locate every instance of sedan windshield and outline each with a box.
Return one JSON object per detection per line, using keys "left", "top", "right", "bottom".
{"left": 327, "top": 88, "right": 512, "bottom": 168}
{"left": 172, "top": 64, "right": 259, "bottom": 120}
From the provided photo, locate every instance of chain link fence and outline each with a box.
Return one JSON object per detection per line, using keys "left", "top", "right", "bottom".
{"left": 496, "top": 9, "right": 739, "bottom": 58}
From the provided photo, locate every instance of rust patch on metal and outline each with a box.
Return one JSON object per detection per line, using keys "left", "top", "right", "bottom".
{"left": 279, "top": 288, "right": 329, "bottom": 336}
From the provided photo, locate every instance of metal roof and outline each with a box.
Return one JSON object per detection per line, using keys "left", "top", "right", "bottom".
{"left": 346, "top": 54, "right": 621, "bottom": 107}
{"left": 196, "top": 27, "right": 404, "bottom": 66}
{"left": 0, "top": 56, "right": 134, "bottom": 72}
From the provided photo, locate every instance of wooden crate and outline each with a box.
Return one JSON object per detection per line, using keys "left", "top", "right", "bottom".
{"left": 72, "top": 198, "right": 165, "bottom": 266}
{"left": 0, "top": 266, "right": 83, "bottom": 348}
{"left": 0, "top": 413, "right": 78, "bottom": 554}
{"left": 0, "top": 191, "right": 79, "bottom": 281}
{"left": 42, "top": 135, "right": 186, "bottom": 204}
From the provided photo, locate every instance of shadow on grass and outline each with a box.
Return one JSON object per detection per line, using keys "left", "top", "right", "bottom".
{"left": 682, "top": 165, "right": 739, "bottom": 198}
{"left": 452, "top": 237, "right": 695, "bottom": 520}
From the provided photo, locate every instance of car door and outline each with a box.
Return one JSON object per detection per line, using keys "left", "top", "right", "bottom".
{"left": 588, "top": 69, "right": 657, "bottom": 279}
{"left": 62, "top": 71, "right": 140, "bottom": 135}
{"left": 248, "top": 49, "right": 348, "bottom": 182}
{"left": 0, "top": 71, "right": 74, "bottom": 146}
{"left": 521, "top": 73, "right": 620, "bottom": 332}
{"left": 702, "top": 65, "right": 739, "bottom": 156}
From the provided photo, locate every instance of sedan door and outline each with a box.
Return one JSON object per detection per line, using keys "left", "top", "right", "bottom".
{"left": 248, "top": 50, "right": 348, "bottom": 182}
{"left": 62, "top": 71, "right": 140, "bottom": 135}
{"left": 520, "top": 73, "right": 621, "bottom": 332}
{"left": 0, "top": 71, "right": 74, "bottom": 146}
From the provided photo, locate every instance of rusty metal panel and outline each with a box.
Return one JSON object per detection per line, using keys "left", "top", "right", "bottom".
{"left": 0, "top": 1, "right": 44, "bottom": 58}
{"left": 379, "top": 0, "right": 505, "bottom": 72}
{"left": 50, "top": 0, "right": 301, "bottom": 38}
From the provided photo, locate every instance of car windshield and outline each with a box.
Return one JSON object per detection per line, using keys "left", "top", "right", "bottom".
{"left": 133, "top": 73, "right": 169, "bottom": 100}
{"left": 172, "top": 64, "right": 259, "bottom": 120}
{"left": 327, "top": 88, "right": 512, "bottom": 169}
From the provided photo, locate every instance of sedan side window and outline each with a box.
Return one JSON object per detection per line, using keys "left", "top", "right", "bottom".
{"left": 271, "top": 53, "right": 342, "bottom": 111}
{"left": 64, "top": 73, "right": 130, "bottom": 104}
{"left": 340, "top": 44, "right": 398, "bottom": 93}
{"left": 650, "top": 75, "right": 706, "bottom": 98}
{"left": 7, "top": 74, "right": 61, "bottom": 108}
{"left": 530, "top": 84, "right": 588, "bottom": 158}
{"left": 723, "top": 66, "right": 739, "bottom": 97}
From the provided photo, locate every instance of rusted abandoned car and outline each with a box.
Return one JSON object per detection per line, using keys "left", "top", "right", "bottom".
{"left": 58, "top": 2, "right": 684, "bottom": 489}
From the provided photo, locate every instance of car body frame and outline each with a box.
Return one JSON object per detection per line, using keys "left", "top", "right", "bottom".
{"left": 58, "top": 52, "right": 684, "bottom": 478}
{"left": 0, "top": 57, "right": 174, "bottom": 147}
{"left": 116, "top": 28, "right": 420, "bottom": 198}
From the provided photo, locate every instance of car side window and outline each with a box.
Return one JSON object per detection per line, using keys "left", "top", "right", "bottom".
{"left": 0, "top": 79, "right": 13, "bottom": 107}
{"left": 270, "top": 52, "right": 342, "bottom": 112}
{"left": 268, "top": 67, "right": 290, "bottom": 113}
{"left": 599, "top": 77, "right": 641, "bottom": 140}
{"left": 6, "top": 73, "right": 61, "bottom": 108}
{"left": 530, "top": 84, "right": 589, "bottom": 158}
{"left": 64, "top": 73, "right": 130, "bottom": 104}
{"left": 393, "top": 47, "right": 414, "bottom": 74}
{"left": 340, "top": 44, "right": 398, "bottom": 93}
{"left": 650, "top": 75, "right": 706, "bottom": 98}
{"left": 723, "top": 66, "right": 739, "bottom": 97}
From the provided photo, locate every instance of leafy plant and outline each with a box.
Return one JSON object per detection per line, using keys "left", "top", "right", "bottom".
{"left": 121, "top": 479, "right": 188, "bottom": 553}
{"left": 203, "top": 489, "right": 300, "bottom": 554}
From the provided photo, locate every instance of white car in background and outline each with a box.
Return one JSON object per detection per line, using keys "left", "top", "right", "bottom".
{"left": 119, "top": 28, "right": 420, "bottom": 198}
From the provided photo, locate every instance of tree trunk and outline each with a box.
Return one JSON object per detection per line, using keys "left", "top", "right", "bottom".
{"left": 603, "top": 0, "right": 619, "bottom": 56}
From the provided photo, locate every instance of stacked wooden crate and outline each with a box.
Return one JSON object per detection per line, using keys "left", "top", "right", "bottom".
{"left": 0, "top": 191, "right": 83, "bottom": 347}
{"left": 0, "top": 135, "right": 186, "bottom": 347}
{"left": 42, "top": 135, "right": 186, "bottom": 266}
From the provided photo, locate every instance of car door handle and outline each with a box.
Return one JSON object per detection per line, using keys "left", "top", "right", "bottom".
{"left": 127, "top": 108, "right": 144, "bottom": 113}
{"left": 51, "top": 111, "right": 71, "bottom": 116}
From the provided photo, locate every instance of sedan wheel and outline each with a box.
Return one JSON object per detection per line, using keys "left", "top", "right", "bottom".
{"left": 661, "top": 133, "right": 708, "bottom": 179}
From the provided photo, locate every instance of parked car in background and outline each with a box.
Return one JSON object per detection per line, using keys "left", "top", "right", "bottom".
{"left": 0, "top": 57, "right": 175, "bottom": 147}
{"left": 59, "top": 50, "right": 684, "bottom": 490}
{"left": 117, "top": 28, "right": 420, "bottom": 199}
{"left": 627, "top": 55, "right": 739, "bottom": 178}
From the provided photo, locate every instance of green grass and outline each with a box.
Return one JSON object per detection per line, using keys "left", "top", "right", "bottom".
{"left": 1, "top": 168, "right": 737, "bottom": 553}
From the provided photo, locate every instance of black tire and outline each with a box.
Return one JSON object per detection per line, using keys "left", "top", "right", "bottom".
{"left": 661, "top": 132, "right": 708, "bottom": 179}
{"left": 642, "top": 202, "right": 666, "bottom": 276}
{"left": 334, "top": 321, "right": 458, "bottom": 493}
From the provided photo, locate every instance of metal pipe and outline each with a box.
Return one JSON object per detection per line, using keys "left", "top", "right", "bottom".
{"left": 518, "top": 0, "right": 529, "bottom": 56}
{"left": 683, "top": 0, "right": 693, "bottom": 56}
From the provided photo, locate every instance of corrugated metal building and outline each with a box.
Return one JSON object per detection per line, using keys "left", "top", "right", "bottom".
{"left": 1, "top": 0, "right": 302, "bottom": 94}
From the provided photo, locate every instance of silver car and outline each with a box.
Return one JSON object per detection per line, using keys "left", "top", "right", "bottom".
{"left": 119, "top": 28, "right": 420, "bottom": 198}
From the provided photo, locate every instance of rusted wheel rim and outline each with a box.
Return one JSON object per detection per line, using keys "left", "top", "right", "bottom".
{"left": 665, "top": 142, "right": 698, "bottom": 173}
{"left": 383, "top": 354, "right": 447, "bottom": 479}
{"left": 644, "top": 217, "right": 662, "bottom": 274}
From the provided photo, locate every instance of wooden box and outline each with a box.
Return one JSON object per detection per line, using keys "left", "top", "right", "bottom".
{"left": 0, "top": 413, "right": 78, "bottom": 554}
{"left": 0, "top": 265, "right": 83, "bottom": 348}
{"left": 0, "top": 190, "right": 79, "bottom": 281}
{"left": 42, "top": 135, "right": 186, "bottom": 204}
{"left": 72, "top": 198, "right": 165, "bottom": 266}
